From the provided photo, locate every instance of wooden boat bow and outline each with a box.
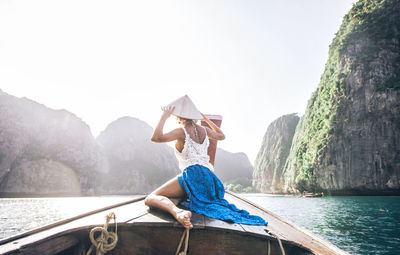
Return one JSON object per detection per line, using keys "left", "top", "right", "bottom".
{"left": 0, "top": 192, "right": 349, "bottom": 255}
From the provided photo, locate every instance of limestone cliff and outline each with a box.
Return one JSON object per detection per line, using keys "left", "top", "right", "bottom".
{"left": 214, "top": 148, "right": 253, "bottom": 185}
{"left": 95, "top": 117, "right": 180, "bottom": 194}
{"left": 0, "top": 89, "right": 106, "bottom": 196}
{"left": 0, "top": 90, "right": 180, "bottom": 196}
{"left": 0, "top": 159, "right": 81, "bottom": 196}
{"left": 253, "top": 114, "right": 299, "bottom": 193}
{"left": 283, "top": 0, "right": 400, "bottom": 194}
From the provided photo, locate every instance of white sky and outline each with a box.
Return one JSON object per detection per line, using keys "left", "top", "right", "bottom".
{"left": 0, "top": 0, "right": 356, "bottom": 162}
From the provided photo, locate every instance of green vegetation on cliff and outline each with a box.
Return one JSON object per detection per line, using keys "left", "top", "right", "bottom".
{"left": 224, "top": 177, "right": 254, "bottom": 193}
{"left": 293, "top": 65, "right": 346, "bottom": 191}
{"left": 293, "top": 0, "right": 400, "bottom": 192}
{"left": 335, "top": 0, "right": 400, "bottom": 90}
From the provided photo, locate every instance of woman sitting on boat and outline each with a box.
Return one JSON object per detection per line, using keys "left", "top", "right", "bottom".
{"left": 145, "top": 95, "right": 267, "bottom": 229}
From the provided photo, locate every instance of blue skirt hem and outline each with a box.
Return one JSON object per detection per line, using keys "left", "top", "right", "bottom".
{"left": 177, "top": 164, "right": 267, "bottom": 226}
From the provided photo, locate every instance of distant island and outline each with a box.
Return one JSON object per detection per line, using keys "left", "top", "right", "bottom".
{"left": 253, "top": 0, "right": 400, "bottom": 195}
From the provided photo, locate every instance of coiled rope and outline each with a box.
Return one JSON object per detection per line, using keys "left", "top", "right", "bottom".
{"left": 86, "top": 212, "right": 118, "bottom": 255}
{"left": 175, "top": 228, "right": 190, "bottom": 255}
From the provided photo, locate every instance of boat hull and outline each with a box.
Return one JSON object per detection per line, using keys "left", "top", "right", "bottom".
{"left": 0, "top": 192, "right": 348, "bottom": 255}
{"left": 3, "top": 225, "right": 310, "bottom": 255}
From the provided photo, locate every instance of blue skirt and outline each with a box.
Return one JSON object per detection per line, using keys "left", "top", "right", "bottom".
{"left": 177, "top": 164, "right": 267, "bottom": 225}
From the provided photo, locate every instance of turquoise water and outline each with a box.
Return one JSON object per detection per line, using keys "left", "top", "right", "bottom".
{"left": 1, "top": 195, "right": 399, "bottom": 255}
{"left": 245, "top": 194, "right": 400, "bottom": 255}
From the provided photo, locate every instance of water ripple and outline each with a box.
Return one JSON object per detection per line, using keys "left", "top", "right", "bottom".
{"left": 0, "top": 196, "right": 138, "bottom": 240}
{"left": 244, "top": 195, "right": 400, "bottom": 255}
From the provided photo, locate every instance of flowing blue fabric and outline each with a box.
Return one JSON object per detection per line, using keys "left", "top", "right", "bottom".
{"left": 177, "top": 164, "right": 267, "bottom": 225}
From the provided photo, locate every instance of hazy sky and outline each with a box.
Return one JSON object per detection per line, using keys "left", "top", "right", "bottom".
{"left": 0, "top": 0, "right": 356, "bottom": 162}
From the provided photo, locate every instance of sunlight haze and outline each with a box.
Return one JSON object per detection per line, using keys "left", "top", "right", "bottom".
{"left": 0, "top": 0, "right": 357, "bottom": 162}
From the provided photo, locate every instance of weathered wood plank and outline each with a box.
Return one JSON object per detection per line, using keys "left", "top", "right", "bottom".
{"left": 124, "top": 209, "right": 150, "bottom": 223}
{"left": 19, "top": 235, "right": 78, "bottom": 255}
{"left": 114, "top": 226, "right": 184, "bottom": 254}
{"left": 240, "top": 224, "right": 270, "bottom": 237}
{"left": 190, "top": 212, "right": 205, "bottom": 229}
{"left": 110, "top": 201, "right": 148, "bottom": 223}
{"left": 112, "top": 225, "right": 275, "bottom": 255}
{"left": 130, "top": 208, "right": 206, "bottom": 229}
{"left": 204, "top": 216, "right": 244, "bottom": 232}
{"left": 131, "top": 209, "right": 175, "bottom": 227}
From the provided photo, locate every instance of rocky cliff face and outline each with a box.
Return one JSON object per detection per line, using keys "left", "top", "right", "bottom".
{"left": 95, "top": 117, "right": 179, "bottom": 194}
{"left": 282, "top": 0, "right": 400, "bottom": 194}
{"left": 253, "top": 114, "right": 299, "bottom": 193}
{"left": 0, "top": 90, "right": 180, "bottom": 196}
{"left": 214, "top": 148, "right": 253, "bottom": 185}
{"left": 0, "top": 89, "right": 106, "bottom": 196}
{"left": 0, "top": 159, "right": 81, "bottom": 196}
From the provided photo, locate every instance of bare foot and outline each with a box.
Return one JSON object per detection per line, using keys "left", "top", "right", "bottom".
{"left": 176, "top": 210, "right": 193, "bottom": 229}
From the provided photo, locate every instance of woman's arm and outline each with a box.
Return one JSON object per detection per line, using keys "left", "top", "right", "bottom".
{"left": 151, "top": 106, "right": 183, "bottom": 143}
{"left": 201, "top": 113, "right": 225, "bottom": 141}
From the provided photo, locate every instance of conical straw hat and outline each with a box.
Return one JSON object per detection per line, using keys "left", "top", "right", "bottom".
{"left": 166, "top": 95, "right": 202, "bottom": 120}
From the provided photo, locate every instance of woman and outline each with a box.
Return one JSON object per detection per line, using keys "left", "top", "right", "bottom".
{"left": 145, "top": 96, "right": 267, "bottom": 229}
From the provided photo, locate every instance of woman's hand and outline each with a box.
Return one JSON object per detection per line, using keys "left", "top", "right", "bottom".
{"left": 151, "top": 105, "right": 181, "bottom": 143}
{"left": 200, "top": 112, "right": 225, "bottom": 140}
{"left": 161, "top": 106, "right": 175, "bottom": 119}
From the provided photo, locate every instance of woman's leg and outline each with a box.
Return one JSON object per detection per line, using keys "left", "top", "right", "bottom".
{"left": 144, "top": 177, "right": 193, "bottom": 229}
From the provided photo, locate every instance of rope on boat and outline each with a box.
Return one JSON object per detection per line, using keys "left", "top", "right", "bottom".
{"left": 175, "top": 228, "right": 190, "bottom": 255}
{"left": 86, "top": 212, "right": 118, "bottom": 255}
{"left": 265, "top": 230, "right": 285, "bottom": 255}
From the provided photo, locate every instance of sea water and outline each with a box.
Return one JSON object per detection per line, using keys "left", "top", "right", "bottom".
{"left": 245, "top": 194, "right": 400, "bottom": 255}
{"left": 0, "top": 196, "right": 139, "bottom": 240}
{"left": 0, "top": 195, "right": 399, "bottom": 255}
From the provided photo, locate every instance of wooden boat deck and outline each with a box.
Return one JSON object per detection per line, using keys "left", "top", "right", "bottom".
{"left": 0, "top": 192, "right": 349, "bottom": 255}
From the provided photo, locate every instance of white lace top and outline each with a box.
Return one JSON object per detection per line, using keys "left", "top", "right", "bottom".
{"left": 175, "top": 126, "right": 214, "bottom": 172}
